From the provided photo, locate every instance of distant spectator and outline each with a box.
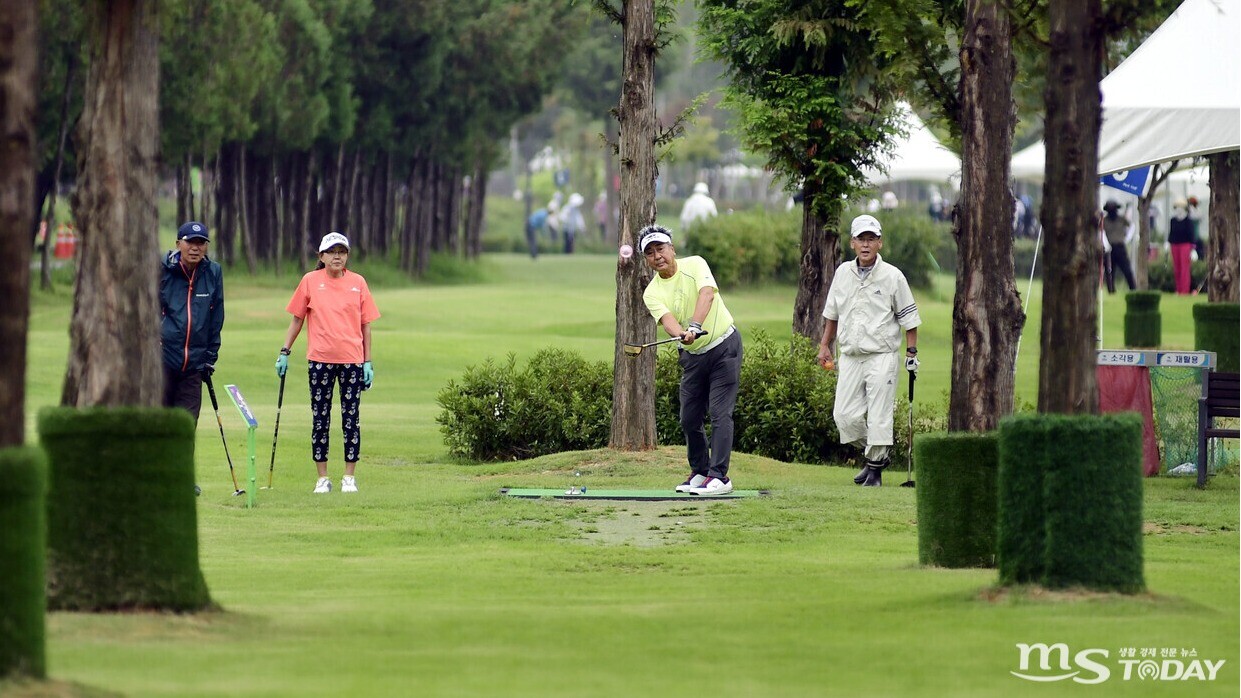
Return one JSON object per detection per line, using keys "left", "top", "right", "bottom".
{"left": 546, "top": 192, "right": 563, "bottom": 244}
{"left": 1019, "top": 194, "right": 1035, "bottom": 237}
{"left": 927, "top": 188, "right": 944, "bottom": 222}
{"left": 1102, "top": 200, "right": 1137, "bottom": 293}
{"left": 679, "top": 182, "right": 719, "bottom": 239}
{"left": 561, "top": 193, "right": 586, "bottom": 254}
{"left": 1187, "top": 196, "right": 1204, "bottom": 261}
{"left": 1168, "top": 199, "right": 1195, "bottom": 295}
{"left": 593, "top": 191, "right": 608, "bottom": 240}
{"left": 526, "top": 207, "right": 548, "bottom": 260}
{"left": 881, "top": 191, "right": 899, "bottom": 210}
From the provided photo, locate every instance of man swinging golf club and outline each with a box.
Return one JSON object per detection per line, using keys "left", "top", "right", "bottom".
{"left": 817, "top": 214, "right": 921, "bottom": 487}
{"left": 639, "top": 224, "right": 743, "bottom": 496}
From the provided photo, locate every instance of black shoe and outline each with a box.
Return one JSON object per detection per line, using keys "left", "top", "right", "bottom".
{"left": 853, "top": 467, "right": 870, "bottom": 485}
{"left": 862, "top": 457, "right": 889, "bottom": 487}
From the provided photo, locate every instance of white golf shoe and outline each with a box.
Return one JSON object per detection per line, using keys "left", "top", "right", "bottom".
{"left": 690, "top": 477, "right": 733, "bottom": 496}
{"left": 313, "top": 477, "right": 332, "bottom": 494}
{"left": 341, "top": 475, "right": 358, "bottom": 493}
{"left": 675, "top": 473, "right": 708, "bottom": 493}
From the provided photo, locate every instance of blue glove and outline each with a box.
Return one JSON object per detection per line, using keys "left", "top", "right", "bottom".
{"left": 362, "top": 361, "right": 374, "bottom": 389}
{"left": 275, "top": 353, "right": 288, "bottom": 377}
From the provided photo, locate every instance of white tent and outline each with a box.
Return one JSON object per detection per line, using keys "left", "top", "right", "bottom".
{"left": 1097, "top": 0, "right": 1240, "bottom": 175}
{"left": 1010, "top": 141, "right": 1046, "bottom": 182}
{"left": 866, "top": 102, "right": 961, "bottom": 185}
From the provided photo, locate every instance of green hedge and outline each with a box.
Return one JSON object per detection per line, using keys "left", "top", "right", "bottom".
{"left": 38, "top": 407, "right": 212, "bottom": 611}
{"left": 998, "top": 413, "right": 1145, "bottom": 592}
{"left": 1123, "top": 291, "right": 1161, "bottom": 348}
{"left": 1194, "top": 303, "right": 1240, "bottom": 372}
{"left": 915, "top": 433, "right": 998, "bottom": 568}
{"left": 437, "top": 349, "right": 612, "bottom": 461}
{"left": 438, "top": 332, "right": 851, "bottom": 465}
{"left": 0, "top": 447, "right": 47, "bottom": 679}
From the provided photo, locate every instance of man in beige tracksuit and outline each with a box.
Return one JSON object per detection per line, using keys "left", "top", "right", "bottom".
{"left": 817, "top": 214, "right": 921, "bottom": 487}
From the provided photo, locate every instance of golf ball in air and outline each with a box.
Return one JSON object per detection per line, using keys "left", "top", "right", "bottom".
{"left": 619, "top": 244, "right": 633, "bottom": 259}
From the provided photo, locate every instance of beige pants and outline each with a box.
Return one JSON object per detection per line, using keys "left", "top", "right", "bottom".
{"left": 834, "top": 351, "right": 898, "bottom": 454}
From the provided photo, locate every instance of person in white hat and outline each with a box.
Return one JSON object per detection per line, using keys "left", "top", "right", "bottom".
{"left": 639, "top": 224, "right": 742, "bottom": 496}
{"left": 275, "top": 232, "right": 381, "bottom": 494}
{"left": 678, "top": 181, "right": 718, "bottom": 244}
{"left": 817, "top": 214, "right": 921, "bottom": 487}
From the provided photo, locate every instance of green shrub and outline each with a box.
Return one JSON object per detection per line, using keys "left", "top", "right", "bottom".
{"left": 38, "top": 407, "right": 212, "bottom": 611}
{"left": 1123, "top": 291, "right": 1162, "bottom": 348}
{"left": 436, "top": 349, "right": 612, "bottom": 461}
{"left": 683, "top": 210, "right": 802, "bottom": 288}
{"left": 0, "top": 447, "right": 47, "bottom": 679}
{"left": 916, "top": 433, "right": 998, "bottom": 568}
{"left": 997, "top": 412, "right": 1145, "bottom": 593}
{"left": 1194, "top": 302, "right": 1240, "bottom": 372}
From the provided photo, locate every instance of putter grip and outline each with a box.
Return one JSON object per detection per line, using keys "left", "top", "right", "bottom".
{"left": 908, "top": 373, "right": 915, "bottom": 402}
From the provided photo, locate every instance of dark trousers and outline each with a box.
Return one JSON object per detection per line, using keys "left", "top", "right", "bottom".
{"left": 678, "top": 330, "right": 743, "bottom": 479}
{"left": 308, "top": 361, "right": 364, "bottom": 463}
{"left": 163, "top": 366, "right": 203, "bottom": 424}
{"left": 1106, "top": 245, "right": 1137, "bottom": 293}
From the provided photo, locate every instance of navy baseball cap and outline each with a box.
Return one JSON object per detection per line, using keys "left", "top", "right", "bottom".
{"left": 177, "top": 222, "right": 210, "bottom": 241}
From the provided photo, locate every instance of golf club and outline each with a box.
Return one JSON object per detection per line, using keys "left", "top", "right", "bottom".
{"left": 204, "top": 374, "right": 245, "bottom": 497}
{"left": 623, "top": 330, "right": 708, "bottom": 357}
{"left": 901, "top": 368, "right": 916, "bottom": 488}
{"left": 263, "top": 372, "right": 286, "bottom": 489}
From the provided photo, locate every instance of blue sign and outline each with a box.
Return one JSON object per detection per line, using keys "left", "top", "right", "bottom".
{"left": 225, "top": 384, "right": 259, "bottom": 428}
{"left": 1100, "top": 167, "right": 1152, "bottom": 197}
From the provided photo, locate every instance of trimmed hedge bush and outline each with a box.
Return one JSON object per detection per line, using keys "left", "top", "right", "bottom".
{"left": 437, "top": 349, "right": 612, "bottom": 461}
{"left": 1194, "top": 302, "right": 1240, "bottom": 372}
{"left": 1123, "top": 291, "right": 1161, "bottom": 348}
{"left": 438, "top": 332, "right": 850, "bottom": 465}
{"left": 38, "top": 407, "right": 212, "bottom": 611}
{"left": 998, "top": 413, "right": 1145, "bottom": 593}
{"left": 0, "top": 447, "right": 47, "bottom": 679}
{"left": 915, "top": 433, "right": 998, "bottom": 568}
{"left": 997, "top": 415, "right": 1048, "bottom": 585}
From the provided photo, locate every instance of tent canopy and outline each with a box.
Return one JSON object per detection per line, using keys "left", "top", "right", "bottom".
{"left": 866, "top": 102, "right": 961, "bottom": 185}
{"left": 1097, "top": 0, "right": 1239, "bottom": 174}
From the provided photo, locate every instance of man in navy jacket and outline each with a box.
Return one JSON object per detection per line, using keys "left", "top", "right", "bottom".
{"left": 160, "top": 221, "right": 224, "bottom": 423}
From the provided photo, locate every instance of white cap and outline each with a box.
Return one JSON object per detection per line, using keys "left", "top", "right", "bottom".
{"left": 318, "top": 232, "right": 350, "bottom": 252}
{"left": 693, "top": 182, "right": 710, "bottom": 195}
{"left": 638, "top": 225, "right": 673, "bottom": 251}
{"left": 850, "top": 215, "right": 883, "bottom": 238}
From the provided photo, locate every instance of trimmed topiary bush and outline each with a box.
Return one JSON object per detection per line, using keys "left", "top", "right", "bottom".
{"left": 997, "top": 414, "right": 1052, "bottom": 585}
{"left": 1123, "top": 291, "right": 1161, "bottom": 348}
{"left": 1194, "top": 302, "right": 1240, "bottom": 372}
{"left": 0, "top": 447, "right": 47, "bottom": 679}
{"left": 1041, "top": 413, "right": 1145, "bottom": 593}
{"left": 915, "top": 432, "right": 998, "bottom": 568}
{"left": 38, "top": 407, "right": 212, "bottom": 611}
{"left": 997, "top": 413, "right": 1145, "bottom": 593}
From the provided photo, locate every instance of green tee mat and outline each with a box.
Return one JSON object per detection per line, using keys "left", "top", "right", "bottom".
{"left": 500, "top": 488, "right": 768, "bottom": 500}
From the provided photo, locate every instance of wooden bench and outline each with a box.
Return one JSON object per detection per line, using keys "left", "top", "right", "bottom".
{"left": 1197, "top": 371, "right": 1240, "bottom": 488}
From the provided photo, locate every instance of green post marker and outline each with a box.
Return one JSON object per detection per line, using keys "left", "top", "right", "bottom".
{"left": 226, "top": 384, "right": 259, "bottom": 509}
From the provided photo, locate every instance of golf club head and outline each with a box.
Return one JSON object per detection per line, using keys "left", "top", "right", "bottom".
{"left": 900, "top": 480, "right": 915, "bottom": 488}
{"left": 233, "top": 489, "right": 246, "bottom": 497}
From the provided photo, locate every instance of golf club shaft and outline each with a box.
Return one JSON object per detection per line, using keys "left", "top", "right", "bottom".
{"left": 267, "top": 372, "right": 286, "bottom": 488}
{"left": 204, "top": 375, "right": 243, "bottom": 492}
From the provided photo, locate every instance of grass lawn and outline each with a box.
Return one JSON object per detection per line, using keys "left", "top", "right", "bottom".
{"left": 8, "top": 253, "right": 1238, "bottom": 697}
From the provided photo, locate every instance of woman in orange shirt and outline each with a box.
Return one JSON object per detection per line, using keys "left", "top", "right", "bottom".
{"left": 276, "top": 232, "right": 381, "bottom": 494}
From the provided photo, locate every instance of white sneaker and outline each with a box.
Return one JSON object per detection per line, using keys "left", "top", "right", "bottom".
{"left": 341, "top": 475, "right": 358, "bottom": 493}
{"left": 675, "top": 473, "right": 708, "bottom": 493}
{"left": 690, "top": 477, "right": 733, "bottom": 496}
{"left": 313, "top": 477, "right": 332, "bottom": 494}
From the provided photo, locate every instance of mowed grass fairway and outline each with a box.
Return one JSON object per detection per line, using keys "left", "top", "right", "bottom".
{"left": 13, "top": 253, "right": 1239, "bottom": 697}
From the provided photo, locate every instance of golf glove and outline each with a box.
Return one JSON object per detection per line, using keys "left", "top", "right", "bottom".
{"left": 905, "top": 355, "right": 920, "bottom": 375}
{"left": 363, "top": 361, "right": 374, "bottom": 389}
{"left": 199, "top": 363, "right": 215, "bottom": 380}
{"left": 275, "top": 353, "right": 288, "bottom": 377}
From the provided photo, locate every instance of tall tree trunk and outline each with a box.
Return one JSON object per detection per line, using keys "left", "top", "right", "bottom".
{"left": 63, "top": 0, "right": 163, "bottom": 408}
{"left": 790, "top": 178, "right": 838, "bottom": 340}
{"left": 603, "top": 118, "right": 617, "bottom": 242}
{"left": 237, "top": 143, "right": 256, "bottom": 274}
{"left": 415, "top": 158, "right": 433, "bottom": 276}
{"left": 0, "top": 0, "right": 37, "bottom": 446}
{"left": 1038, "top": 0, "right": 1103, "bottom": 415}
{"left": 200, "top": 146, "right": 213, "bottom": 243}
{"left": 948, "top": 0, "right": 1025, "bottom": 432}
{"left": 465, "top": 162, "right": 486, "bottom": 258}
{"left": 610, "top": 0, "right": 658, "bottom": 450}
{"left": 41, "top": 52, "right": 76, "bottom": 291}
{"left": 446, "top": 165, "right": 462, "bottom": 255}
{"left": 1206, "top": 150, "right": 1239, "bottom": 303}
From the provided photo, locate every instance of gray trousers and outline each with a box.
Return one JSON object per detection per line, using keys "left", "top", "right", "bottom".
{"left": 678, "top": 330, "right": 743, "bottom": 479}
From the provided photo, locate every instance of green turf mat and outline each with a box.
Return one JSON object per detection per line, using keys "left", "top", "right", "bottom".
{"left": 500, "top": 488, "right": 768, "bottom": 500}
